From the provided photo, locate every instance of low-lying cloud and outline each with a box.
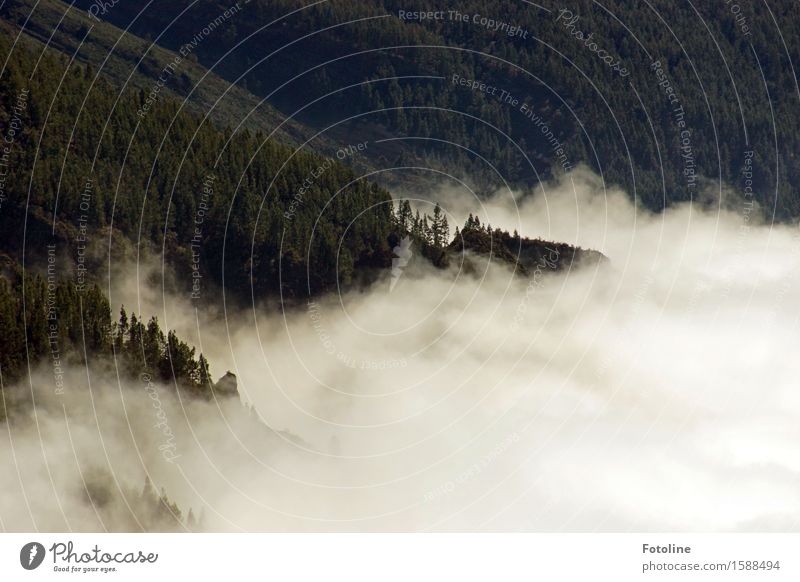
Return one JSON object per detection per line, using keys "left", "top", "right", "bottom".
{"left": 2, "top": 168, "right": 799, "bottom": 531}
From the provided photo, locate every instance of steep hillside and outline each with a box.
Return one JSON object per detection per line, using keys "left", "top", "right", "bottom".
{"left": 450, "top": 217, "right": 606, "bottom": 277}
{"left": 65, "top": 0, "right": 800, "bottom": 218}
{"left": 0, "top": 32, "right": 396, "bottom": 300}
{"left": 0, "top": 0, "right": 340, "bottom": 150}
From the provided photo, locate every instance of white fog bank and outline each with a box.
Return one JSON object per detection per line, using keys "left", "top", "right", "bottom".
{"left": 3, "top": 168, "right": 799, "bottom": 531}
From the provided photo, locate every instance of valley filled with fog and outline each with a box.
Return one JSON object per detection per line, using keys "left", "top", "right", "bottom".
{"left": 2, "top": 168, "right": 798, "bottom": 532}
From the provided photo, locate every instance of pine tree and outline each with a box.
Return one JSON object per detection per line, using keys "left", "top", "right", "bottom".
{"left": 397, "top": 200, "right": 412, "bottom": 232}
{"left": 431, "top": 203, "right": 449, "bottom": 247}
{"left": 141, "top": 476, "right": 156, "bottom": 501}
{"left": 432, "top": 203, "right": 443, "bottom": 247}
{"left": 144, "top": 317, "right": 164, "bottom": 373}
{"left": 198, "top": 354, "right": 212, "bottom": 390}
{"left": 115, "top": 307, "right": 128, "bottom": 352}
{"left": 412, "top": 210, "right": 422, "bottom": 238}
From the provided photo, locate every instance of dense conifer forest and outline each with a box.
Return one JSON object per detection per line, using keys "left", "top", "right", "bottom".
{"left": 63, "top": 0, "right": 800, "bottom": 218}
{"left": 0, "top": 33, "right": 463, "bottom": 403}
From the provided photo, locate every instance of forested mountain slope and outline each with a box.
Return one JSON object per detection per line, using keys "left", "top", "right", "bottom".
{"left": 0, "top": 31, "right": 395, "bottom": 300}
{"left": 61, "top": 0, "right": 800, "bottom": 218}
{"left": 0, "top": 0, "right": 320, "bottom": 144}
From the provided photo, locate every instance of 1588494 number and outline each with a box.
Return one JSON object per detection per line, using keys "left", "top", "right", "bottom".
{"left": 736, "top": 561, "right": 780, "bottom": 571}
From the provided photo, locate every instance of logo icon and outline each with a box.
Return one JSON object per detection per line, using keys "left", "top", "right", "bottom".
{"left": 390, "top": 236, "right": 413, "bottom": 292}
{"left": 20, "top": 542, "right": 45, "bottom": 570}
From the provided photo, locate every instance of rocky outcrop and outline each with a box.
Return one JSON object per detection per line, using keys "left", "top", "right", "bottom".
{"left": 448, "top": 226, "right": 607, "bottom": 276}
{"left": 213, "top": 371, "right": 238, "bottom": 398}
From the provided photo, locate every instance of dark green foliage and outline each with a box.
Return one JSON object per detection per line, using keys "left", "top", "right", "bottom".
{"left": 85, "top": 0, "right": 800, "bottom": 218}
{"left": 79, "top": 470, "right": 189, "bottom": 532}
{"left": 390, "top": 200, "right": 450, "bottom": 267}
{"left": 0, "top": 267, "right": 110, "bottom": 383}
{"left": 0, "top": 32, "right": 396, "bottom": 301}
{"left": 112, "top": 309, "right": 215, "bottom": 396}
{"left": 451, "top": 216, "right": 606, "bottom": 275}
{"left": 0, "top": 267, "right": 216, "bottom": 398}
{"left": 74, "top": 470, "right": 198, "bottom": 532}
